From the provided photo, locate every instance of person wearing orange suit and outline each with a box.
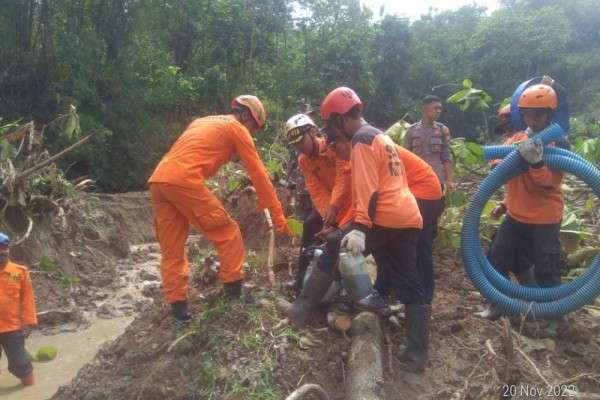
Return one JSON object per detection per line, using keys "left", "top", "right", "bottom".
{"left": 328, "top": 137, "right": 442, "bottom": 306}
{"left": 322, "top": 87, "right": 429, "bottom": 372}
{"left": 480, "top": 83, "right": 567, "bottom": 320}
{"left": 0, "top": 232, "right": 37, "bottom": 386}
{"left": 148, "top": 95, "right": 290, "bottom": 322}
{"left": 382, "top": 146, "right": 442, "bottom": 305}
{"left": 284, "top": 114, "right": 353, "bottom": 292}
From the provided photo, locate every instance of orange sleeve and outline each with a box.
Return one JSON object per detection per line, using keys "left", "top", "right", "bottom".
{"left": 21, "top": 269, "right": 37, "bottom": 326}
{"left": 528, "top": 166, "right": 563, "bottom": 190}
{"left": 331, "top": 158, "right": 352, "bottom": 211}
{"left": 231, "top": 124, "right": 282, "bottom": 213}
{"left": 298, "top": 156, "right": 330, "bottom": 217}
{"left": 351, "top": 143, "right": 379, "bottom": 230}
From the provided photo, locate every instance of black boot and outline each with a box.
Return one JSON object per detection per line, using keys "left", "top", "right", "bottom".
{"left": 295, "top": 250, "right": 312, "bottom": 293}
{"left": 400, "top": 304, "right": 431, "bottom": 372}
{"left": 354, "top": 289, "right": 391, "bottom": 315}
{"left": 223, "top": 280, "right": 256, "bottom": 304}
{"left": 223, "top": 280, "right": 242, "bottom": 298}
{"left": 515, "top": 268, "right": 538, "bottom": 287}
{"left": 289, "top": 267, "right": 333, "bottom": 328}
{"left": 171, "top": 301, "right": 192, "bottom": 323}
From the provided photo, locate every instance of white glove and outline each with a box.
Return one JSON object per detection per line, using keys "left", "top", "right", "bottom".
{"left": 341, "top": 229, "right": 366, "bottom": 256}
{"left": 517, "top": 138, "right": 543, "bottom": 165}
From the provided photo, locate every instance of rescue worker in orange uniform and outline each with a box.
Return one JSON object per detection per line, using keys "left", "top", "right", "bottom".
{"left": 0, "top": 232, "right": 37, "bottom": 386}
{"left": 284, "top": 114, "right": 353, "bottom": 292}
{"left": 148, "top": 96, "right": 290, "bottom": 322}
{"left": 495, "top": 105, "right": 516, "bottom": 139}
{"left": 322, "top": 87, "right": 429, "bottom": 372}
{"left": 382, "top": 146, "right": 442, "bottom": 305}
{"left": 480, "top": 83, "right": 567, "bottom": 320}
{"left": 327, "top": 138, "right": 442, "bottom": 307}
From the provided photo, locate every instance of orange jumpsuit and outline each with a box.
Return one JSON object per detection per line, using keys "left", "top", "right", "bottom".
{"left": 148, "top": 115, "right": 287, "bottom": 303}
{"left": 298, "top": 137, "right": 353, "bottom": 226}
{"left": 503, "top": 132, "right": 563, "bottom": 224}
{"left": 0, "top": 261, "right": 37, "bottom": 333}
{"left": 396, "top": 145, "right": 443, "bottom": 201}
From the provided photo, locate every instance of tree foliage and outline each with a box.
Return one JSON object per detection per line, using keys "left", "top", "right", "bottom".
{"left": 0, "top": 0, "right": 599, "bottom": 191}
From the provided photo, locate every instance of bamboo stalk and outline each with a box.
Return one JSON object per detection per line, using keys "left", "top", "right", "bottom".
{"left": 263, "top": 208, "right": 276, "bottom": 287}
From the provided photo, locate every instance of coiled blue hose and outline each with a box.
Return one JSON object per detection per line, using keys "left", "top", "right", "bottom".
{"left": 461, "top": 123, "right": 600, "bottom": 317}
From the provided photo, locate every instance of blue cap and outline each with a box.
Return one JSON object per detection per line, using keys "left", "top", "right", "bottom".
{"left": 0, "top": 232, "right": 10, "bottom": 246}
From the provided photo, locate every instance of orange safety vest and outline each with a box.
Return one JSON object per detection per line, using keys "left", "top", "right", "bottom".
{"left": 503, "top": 132, "right": 564, "bottom": 224}
{"left": 0, "top": 261, "right": 37, "bottom": 333}
{"left": 298, "top": 137, "right": 353, "bottom": 226}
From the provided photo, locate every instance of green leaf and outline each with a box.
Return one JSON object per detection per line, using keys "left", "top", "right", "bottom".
{"left": 446, "top": 190, "right": 467, "bottom": 207}
{"left": 447, "top": 89, "right": 469, "bottom": 104}
{"left": 35, "top": 346, "right": 58, "bottom": 362}
{"left": 287, "top": 218, "right": 303, "bottom": 238}
{"left": 37, "top": 256, "right": 60, "bottom": 273}
{"left": 0, "top": 139, "right": 15, "bottom": 161}
{"left": 462, "top": 79, "right": 473, "bottom": 88}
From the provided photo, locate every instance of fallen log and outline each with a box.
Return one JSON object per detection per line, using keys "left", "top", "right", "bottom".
{"left": 16, "top": 133, "right": 93, "bottom": 180}
{"left": 346, "top": 311, "right": 384, "bottom": 400}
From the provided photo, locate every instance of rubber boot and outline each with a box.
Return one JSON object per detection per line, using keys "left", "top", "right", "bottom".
{"left": 171, "top": 301, "right": 192, "bottom": 323}
{"left": 223, "top": 280, "right": 256, "bottom": 304}
{"left": 295, "top": 250, "right": 311, "bottom": 293}
{"left": 20, "top": 371, "right": 35, "bottom": 386}
{"left": 354, "top": 289, "right": 391, "bottom": 315}
{"left": 515, "top": 268, "right": 538, "bottom": 287}
{"left": 399, "top": 304, "right": 431, "bottom": 372}
{"left": 288, "top": 267, "right": 333, "bottom": 328}
{"left": 223, "top": 280, "right": 242, "bottom": 298}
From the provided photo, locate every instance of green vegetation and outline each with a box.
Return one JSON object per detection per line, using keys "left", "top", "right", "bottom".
{"left": 1, "top": 1, "right": 599, "bottom": 191}
{"left": 170, "top": 297, "right": 296, "bottom": 400}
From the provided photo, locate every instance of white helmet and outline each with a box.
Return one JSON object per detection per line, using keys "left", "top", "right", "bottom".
{"left": 285, "top": 114, "right": 316, "bottom": 145}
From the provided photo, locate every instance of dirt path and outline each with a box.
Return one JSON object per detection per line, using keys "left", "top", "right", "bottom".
{"left": 0, "top": 243, "right": 162, "bottom": 400}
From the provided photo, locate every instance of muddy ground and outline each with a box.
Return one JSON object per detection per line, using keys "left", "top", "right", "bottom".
{"left": 45, "top": 192, "right": 600, "bottom": 400}
{"left": 7, "top": 178, "right": 600, "bottom": 400}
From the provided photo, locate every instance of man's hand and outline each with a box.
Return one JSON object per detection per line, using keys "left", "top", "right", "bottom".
{"left": 490, "top": 203, "right": 506, "bottom": 220}
{"left": 22, "top": 326, "right": 32, "bottom": 338}
{"left": 272, "top": 213, "right": 292, "bottom": 236}
{"left": 445, "top": 179, "right": 456, "bottom": 192}
{"left": 323, "top": 204, "right": 338, "bottom": 227}
{"left": 518, "top": 138, "right": 543, "bottom": 165}
{"left": 341, "top": 230, "right": 366, "bottom": 256}
{"left": 315, "top": 226, "right": 336, "bottom": 242}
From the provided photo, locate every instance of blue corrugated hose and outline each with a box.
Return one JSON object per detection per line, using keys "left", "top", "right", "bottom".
{"left": 461, "top": 122, "right": 600, "bottom": 317}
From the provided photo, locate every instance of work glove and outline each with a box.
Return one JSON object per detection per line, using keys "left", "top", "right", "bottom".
{"left": 517, "top": 138, "right": 543, "bottom": 165}
{"left": 341, "top": 229, "right": 366, "bottom": 256}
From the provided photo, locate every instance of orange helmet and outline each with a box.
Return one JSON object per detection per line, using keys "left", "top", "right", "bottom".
{"left": 518, "top": 84, "right": 557, "bottom": 111}
{"left": 320, "top": 87, "right": 363, "bottom": 121}
{"left": 494, "top": 105, "right": 512, "bottom": 135}
{"left": 231, "top": 95, "right": 267, "bottom": 128}
{"left": 497, "top": 105, "right": 510, "bottom": 118}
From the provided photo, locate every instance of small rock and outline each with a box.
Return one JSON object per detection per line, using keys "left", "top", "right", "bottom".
{"left": 83, "top": 227, "right": 101, "bottom": 241}
{"left": 95, "top": 276, "right": 114, "bottom": 288}
{"left": 142, "top": 281, "right": 161, "bottom": 298}
{"left": 96, "top": 303, "right": 122, "bottom": 318}
{"left": 36, "top": 309, "right": 80, "bottom": 326}
{"left": 108, "top": 233, "right": 130, "bottom": 258}
{"left": 139, "top": 270, "right": 159, "bottom": 281}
